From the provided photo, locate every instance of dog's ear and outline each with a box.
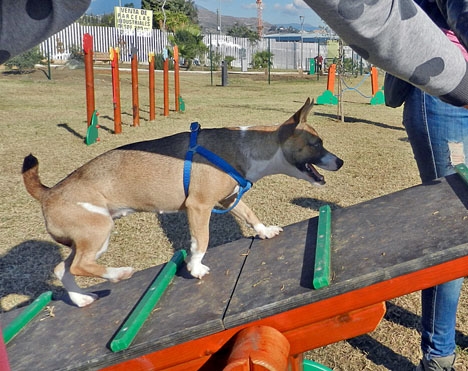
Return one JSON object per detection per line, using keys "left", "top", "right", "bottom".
{"left": 299, "top": 98, "right": 314, "bottom": 126}
{"left": 279, "top": 98, "right": 314, "bottom": 142}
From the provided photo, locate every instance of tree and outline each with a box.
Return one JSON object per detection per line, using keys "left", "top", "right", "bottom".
{"left": 227, "top": 23, "right": 260, "bottom": 42}
{"left": 168, "top": 25, "right": 207, "bottom": 69}
{"left": 154, "top": 10, "right": 190, "bottom": 32}
{"left": 142, "top": 0, "right": 198, "bottom": 30}
{"left": 252, "top": 50, "right": 273, "bottom": 69}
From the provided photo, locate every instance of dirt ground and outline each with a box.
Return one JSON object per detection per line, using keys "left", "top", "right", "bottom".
{"left": 1, "top": 65, "right": 468, "bottom": 370}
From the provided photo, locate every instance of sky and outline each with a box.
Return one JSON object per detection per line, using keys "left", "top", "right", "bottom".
{"left": 86, "top": 0, "right": 324, "bottom": 28}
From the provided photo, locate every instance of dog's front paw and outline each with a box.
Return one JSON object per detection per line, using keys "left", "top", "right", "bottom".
{"left": 187, "top": 261, "right": 210, "bottom": 279}
{"left": 69, "top": 292, "right": 98, "bottom": 307}
{"left": 255, "top": 224, "right": 283, "bottom": 239}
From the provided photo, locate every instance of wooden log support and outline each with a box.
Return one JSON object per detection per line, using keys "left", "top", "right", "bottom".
{"left": 224, "top": 326, "right": 290, "bottom": 371}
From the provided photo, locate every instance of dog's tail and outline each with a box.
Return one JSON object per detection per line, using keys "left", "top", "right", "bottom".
{"left": 22, "top": 154, "right": 49, "bottom": 201}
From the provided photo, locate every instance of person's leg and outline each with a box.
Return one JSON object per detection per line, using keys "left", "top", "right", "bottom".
{"left": 403, "top": 88, "right": 468, "bottom": 368}
{"left": 421, "top": 280, "right": 463, "bottom": 358}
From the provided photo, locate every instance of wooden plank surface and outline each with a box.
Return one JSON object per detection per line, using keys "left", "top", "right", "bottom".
{"left": 224, "top": 174, "right": 468, "bottom": 328}
{"left": 2, "top": 238, "right": 251, "bottom": 371}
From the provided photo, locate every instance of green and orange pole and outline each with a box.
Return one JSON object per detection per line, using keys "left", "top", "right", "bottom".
{"left": 163, "top": 51, "right": 169, "bottom": 117}
{"left": 111, "top": 47, "right": 122, "bottom": 134}
{"left": 173, "top": 46, "right": 180, "bottom": 112}
{"left": 83, "top": 33, "right": 95, "bottom": 128}
{"left": 131, "top": 47, "right": 140, "bottom": 126}
{"left": 149, "top": 52, "right": 155, "bottom": 121}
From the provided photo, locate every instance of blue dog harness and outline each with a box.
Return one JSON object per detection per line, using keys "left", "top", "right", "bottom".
{"left": 183, "top": 122, "right": 252, "bottom": 214}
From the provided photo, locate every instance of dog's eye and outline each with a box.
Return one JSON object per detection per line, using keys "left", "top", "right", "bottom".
{"left": 309, "top": 140, "right": 322, "bottom": 148}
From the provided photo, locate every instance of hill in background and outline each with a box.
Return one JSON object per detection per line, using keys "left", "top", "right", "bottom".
{"left": 197, "top": 6, "right": 318, "bottom": 34}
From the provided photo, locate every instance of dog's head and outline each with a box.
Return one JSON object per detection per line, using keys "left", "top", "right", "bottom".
{"left": 279, "top": 98, "right": 343, "bottom": 185}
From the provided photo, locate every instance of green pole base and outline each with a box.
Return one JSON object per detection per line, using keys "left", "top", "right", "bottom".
{"left": 316, "top": 90, "right": 338, "bottom": 105}
{"left": 370, "top": 90, "right": 385, "bottom": 105}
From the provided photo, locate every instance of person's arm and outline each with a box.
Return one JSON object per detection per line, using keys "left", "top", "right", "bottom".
{"left": 304, "top": 0, "right": 468, "bottom": 107}
{"left": 0, "top": 0, "right": 90, "bottom": 64}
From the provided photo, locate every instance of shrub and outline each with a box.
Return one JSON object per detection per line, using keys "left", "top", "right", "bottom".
{"left": 4, "top": 47, "right": 44, "bottom": 72}
{"left": 68, "top": 44, "right": 84, "bottom": 62}
{"left": 252, "top": 50, "right": 273, "bottom": 69}
{"left": 224, "top": 56, "right": 235, "bottom": 68}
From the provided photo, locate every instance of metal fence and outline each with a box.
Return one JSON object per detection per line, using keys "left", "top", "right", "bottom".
{"left": 38, "top": 22, "right": 350, "bottom": 70}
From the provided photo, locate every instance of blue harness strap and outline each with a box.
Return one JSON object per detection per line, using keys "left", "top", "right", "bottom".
{"left": 183, "top": 122, "right": 252, "bottom": 214}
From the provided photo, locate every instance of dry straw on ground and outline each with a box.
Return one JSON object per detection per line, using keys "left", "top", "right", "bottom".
{"left": 1, "top": 67, "right": 467, "bottom": 370}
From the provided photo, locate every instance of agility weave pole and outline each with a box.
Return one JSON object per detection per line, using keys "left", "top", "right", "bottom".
{"left": 2, "top": 291, "right": 52, "bottom": 344}
{"left": 110, "top": 250, "right": 187, "bottom": 352}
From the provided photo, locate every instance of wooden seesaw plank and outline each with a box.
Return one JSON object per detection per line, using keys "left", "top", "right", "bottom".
{"left": 2, "top": 238, "right": 252, "bottom": 371}
{"left": 224, "top": 173, "right": 468, "bottom": 329}
{"left": 4, "top": 172, "right": 468, "bottom": 371}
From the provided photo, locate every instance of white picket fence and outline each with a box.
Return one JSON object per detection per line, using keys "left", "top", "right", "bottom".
{"left": 38, "top": 22, "right": 345, "bottom": 70}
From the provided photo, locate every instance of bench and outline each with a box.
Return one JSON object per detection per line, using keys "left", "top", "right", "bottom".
{"left": 93, "top": 51, "right": 111, "bottom": 64}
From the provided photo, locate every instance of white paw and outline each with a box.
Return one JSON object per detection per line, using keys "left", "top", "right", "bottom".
{"left": 255, "top": 224, "right": 283, "bottom": 239}
{"left": 187, "top": 261, "right": 210, "bottom": 279}
{"left": 69, "top": 292, "right": 98, "bottom": 307}
{"left": 104, "top": 267, "right": 135, "bottom": 283}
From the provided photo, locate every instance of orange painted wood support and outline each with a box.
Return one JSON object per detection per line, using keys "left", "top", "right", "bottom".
{"left": 326, "top": 64, "right": 336, "bottom": 93}
{"left": 83, "top": 33, "right": 95, "bottom": 128}
{"left": 173, "top": 46, "right": 180, "bottom": 112}
{"left": 288, "top": 354, "right": 304, "bottom": 371}
{"left": 101, "top": 302, "right": 385, "bottom": 371}
{"left": 224, "top": 326, "right": 290, "bottom": 371}
{"left": 163, "top": 58, "right": 169, "bottom": 117}
{"left": 111, "top": 48, "right": 122, "bottom": 134}
{"left": 148, "top": 53, "right": 155, "bottom": 121}
{"left": 131, "top": 50, "right": 140, "bottom": 126}
{"left": 371, "top": 66, "right": 379, "bottom": 96}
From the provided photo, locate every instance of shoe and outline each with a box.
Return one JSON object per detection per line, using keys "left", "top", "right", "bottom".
{"left": 415, "top": 354, "right": 456, "bottom": 371}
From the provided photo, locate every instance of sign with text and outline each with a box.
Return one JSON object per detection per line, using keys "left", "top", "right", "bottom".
{"left": 114, "top": 7, "right": 153, "bottom": 37}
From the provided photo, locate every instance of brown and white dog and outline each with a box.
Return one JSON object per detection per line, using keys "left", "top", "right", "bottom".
{"left": 22, "top": 98, "right": 343, "bottom": 307}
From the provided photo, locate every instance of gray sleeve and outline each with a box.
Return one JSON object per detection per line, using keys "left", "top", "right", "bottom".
{"left": 0, "top": 0, "right": 91, "bottom": 64}
{"left": 304, "top": 0, "right": 468, "bottom": 106}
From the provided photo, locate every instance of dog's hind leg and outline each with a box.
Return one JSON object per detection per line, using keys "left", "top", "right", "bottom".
{"left": 54, "top": 251, "right": 98, "bottom": 308}
{"left": 69, "top": 233, "right": 135, "bottom": 283}
{"left": 224, "top": 199, "right": 283, "bottom": 239}
{"left": 54, "top": 217, "right": 134, "bottom": 307}
{"left": 185, "top": 203, "right": 212, "bottom": 279}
